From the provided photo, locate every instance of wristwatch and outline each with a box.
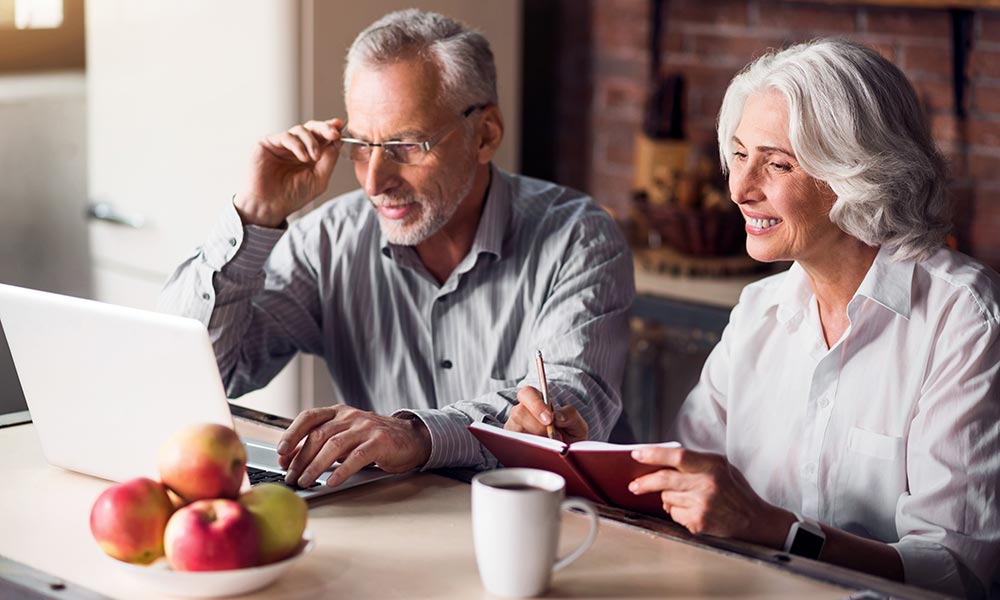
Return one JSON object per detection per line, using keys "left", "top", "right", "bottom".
{"left": 783, "top": 513, "right": 826, "bottom": 559}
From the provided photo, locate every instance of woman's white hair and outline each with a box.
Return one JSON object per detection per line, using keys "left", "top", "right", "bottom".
{"left": 717, "top": 38, "right": 949, "bottom": 261}
{"left": 344, "top": 9, "right": 498, "bottom": 114}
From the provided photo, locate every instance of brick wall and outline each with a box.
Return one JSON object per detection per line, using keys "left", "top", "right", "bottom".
{"left": 549, "top": 0, "right": 1000, "bottom": 269}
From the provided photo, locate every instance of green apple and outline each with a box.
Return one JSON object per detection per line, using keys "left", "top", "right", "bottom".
{"left": 239, "top": 483, "right": 308, "bottom": 563}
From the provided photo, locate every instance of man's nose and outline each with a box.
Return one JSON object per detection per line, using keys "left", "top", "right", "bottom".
{"left": 360, "top": 148, "right": 401, "bottom": 198}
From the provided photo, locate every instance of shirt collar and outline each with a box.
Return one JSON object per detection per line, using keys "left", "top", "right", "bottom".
{"left": 852, "top": 245, "right": 913, "bottom": 319}
{"left": 773, "top": 245, "right": 914, "bottom": 325}
{"left": 379, "top": 163, "right": 512, "bottom": 262}
{"left": 774, "top": 262, "right": 814, "bottom": 325}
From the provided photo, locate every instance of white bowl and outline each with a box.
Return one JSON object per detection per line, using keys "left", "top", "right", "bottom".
{"left": 106, "top": 530, "right": 314, "bottom": 598}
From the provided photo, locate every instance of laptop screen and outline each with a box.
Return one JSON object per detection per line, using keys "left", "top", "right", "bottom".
{"left": 0, "top": 319, "right": 29, "bottom": 426}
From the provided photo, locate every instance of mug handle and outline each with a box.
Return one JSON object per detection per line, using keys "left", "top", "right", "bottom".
{"left": 553, "top": 498, "right": 599, "bottom": 572}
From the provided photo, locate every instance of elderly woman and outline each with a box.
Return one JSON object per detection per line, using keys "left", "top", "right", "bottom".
{"left": 510, "top": 39, "right": 999, "bottom": 598}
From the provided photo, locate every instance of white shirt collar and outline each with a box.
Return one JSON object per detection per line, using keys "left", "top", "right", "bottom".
{"left": 773, "top": 245, "right": 914, "bottom": 326}
{"left": 853, "top": 245, "right": 914, "bottom": 320}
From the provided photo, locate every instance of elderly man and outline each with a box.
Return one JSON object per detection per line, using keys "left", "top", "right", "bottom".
{"left": 158, "top": 9, "right": 633, "bottom": 489}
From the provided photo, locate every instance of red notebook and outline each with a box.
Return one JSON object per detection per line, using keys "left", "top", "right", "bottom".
{"left": 468, "top": 422, "right": 680, "bottom": 518}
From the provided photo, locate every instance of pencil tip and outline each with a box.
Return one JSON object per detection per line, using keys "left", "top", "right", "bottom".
{"left": 535, "top": 349, "right": 543, "bottom": 358}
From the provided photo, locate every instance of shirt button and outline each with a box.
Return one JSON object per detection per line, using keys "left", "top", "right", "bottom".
{"left": 440, "top": 359, "right": 453, "bottom": 369}
{"left": 804, "top": 462, "right": 817, "bottom": 477}
{"left": 229, "top": 237, "right": 237, "bottom": 246}
{"left": 201, "top": 292, "right": 211, "bottom": 300}
{"left": 818, "top": 395, "right": 830, "bottom": 409}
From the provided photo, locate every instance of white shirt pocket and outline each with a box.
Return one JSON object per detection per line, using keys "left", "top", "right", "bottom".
{"left": 833, "top": 426, "right": 906, "bottom": 541}
{"left": 847, "top": 426, "right": 903, "bottom": 460}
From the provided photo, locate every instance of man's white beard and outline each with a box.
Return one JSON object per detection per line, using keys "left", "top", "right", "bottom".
{"left": 374, "top": 172, "right": 475, "bottom": 246}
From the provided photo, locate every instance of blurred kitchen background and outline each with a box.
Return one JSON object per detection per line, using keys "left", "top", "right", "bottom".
{"left": 2, "top": 0, "right": 999, "bottom": 439}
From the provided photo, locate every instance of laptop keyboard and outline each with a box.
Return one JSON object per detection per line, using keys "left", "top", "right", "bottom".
{"left": 247, "top": 465, "right": 322, "bottom": 490}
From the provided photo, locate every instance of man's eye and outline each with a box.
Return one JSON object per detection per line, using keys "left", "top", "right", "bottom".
{"left": 344, "top": 142, "right": 370, "bottom": 159}
{"left": 732, "top": 151, "right": 747, "bottom": 160}
{"left": 770, "top": 162, "right": 792, "bottom": 172}
{"left": 393, "top": 143, "right": 423, "bottom": 155}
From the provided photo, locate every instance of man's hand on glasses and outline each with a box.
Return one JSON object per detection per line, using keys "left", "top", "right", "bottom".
{"left": 234, "top": 118, "right": 344, "bottom": 228}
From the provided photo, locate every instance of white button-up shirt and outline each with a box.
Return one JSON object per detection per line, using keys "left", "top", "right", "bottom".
{"left": 671, "top": 246, "right": 1000, "bottom": 597}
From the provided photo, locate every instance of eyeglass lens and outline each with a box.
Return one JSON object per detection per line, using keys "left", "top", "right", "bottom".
{"left": 340, "top": 104, "right": 484, "bottom": 165}
{"left": 341, "top": 141, "right": 428, "bottom": 165}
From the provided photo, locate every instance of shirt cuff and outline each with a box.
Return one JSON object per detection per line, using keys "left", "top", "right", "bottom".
{"left": 891, "top": 538, "right": 972, "bottom": 598}
{"left": 204, "top": 200, "right": 286, "bottom": 276}
{"left": 393, "top": 409, "right": 485, "bottom": 470}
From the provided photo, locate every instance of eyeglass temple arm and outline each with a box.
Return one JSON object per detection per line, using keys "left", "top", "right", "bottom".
{"left": 418, "top": 104, "right": 491, "bottom": 151}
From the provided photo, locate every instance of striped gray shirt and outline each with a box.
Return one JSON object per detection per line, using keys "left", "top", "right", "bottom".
{"left": 158, "top": 165, "right": 634, "bottom": 470}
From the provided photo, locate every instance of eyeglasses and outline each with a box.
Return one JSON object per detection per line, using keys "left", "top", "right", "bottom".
{"left": 339, "top": 104, "right": 488, "bottom": 166}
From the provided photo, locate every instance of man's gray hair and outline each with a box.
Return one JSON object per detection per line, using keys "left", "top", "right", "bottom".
{"left": 717, "top": 38, "right": 949, "bottom": 261}
{"left": 344, "top": 9, "right": 498, "bottom": 113}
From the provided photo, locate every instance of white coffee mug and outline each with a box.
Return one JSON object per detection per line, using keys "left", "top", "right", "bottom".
{"left": 471, "top": 468, "right": 599, "bottom": 598}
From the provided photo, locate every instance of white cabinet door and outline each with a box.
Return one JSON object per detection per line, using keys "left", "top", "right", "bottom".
{"left": 86, "top": 0, "right": 300, "bottom": 277}
{"left": 85, "top": 0, "right": 302, "bottom": 417}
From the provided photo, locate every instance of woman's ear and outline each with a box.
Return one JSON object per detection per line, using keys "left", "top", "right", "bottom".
{"left": 476, "top": 105, "right": 504, "bottom": 165}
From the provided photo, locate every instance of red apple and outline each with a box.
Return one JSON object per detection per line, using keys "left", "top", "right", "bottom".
{"left": 90, "top": 477, "right": 175, "bottom": 564}
{"left": 158, "top": 423, "right": 246, "bottom": 501}
{"left": 164, "top": 498, "right": 259, "bottom": 571}
{"left": 239, "top": 483, "right": 308, "bottom": 563}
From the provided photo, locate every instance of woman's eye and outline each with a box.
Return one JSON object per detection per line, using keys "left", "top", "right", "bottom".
{"left": 770, "top": 162, "right": 792, "bottom": 172}
{"left": 732, "top": 151, "right": 747, "bottom": 160}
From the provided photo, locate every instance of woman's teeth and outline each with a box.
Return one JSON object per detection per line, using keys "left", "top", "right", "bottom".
{"left": 748, "top": 217, "right": 782, "bottom": 228}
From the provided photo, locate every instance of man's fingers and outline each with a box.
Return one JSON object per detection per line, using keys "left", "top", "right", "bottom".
{"left": 258, "top": 118, "right": 343, "bottom": 166}
{"left": 293, "top": 428, "right": 359, "bottom": 487}
{"left": 515, "top": 386, "right": 553, "bottom": 427}
{"left": 276, "top": 439, "right": 304, "bottom": 470}
{"left": 279, "top": 407, "right": 347, "bottom": 475}
{"left": 302, "top": 119, "right": 342, "bottom": 145}
{"left": 325, "top": 440, "right": 378, "bottom": 488}
{"left": 278, "top": 406, "right": 341, "bottom": 454}
{"left": 290, "top": 125, "right": 324, "bottom": 161}
{"left": 269, "top": 132, "right": 312, "bottom": 163}
{"left": 283, "top": 416, "right": 355, "bottom": 483}
{"left": 313, "top": 142, "right": 340, "bottom": 182}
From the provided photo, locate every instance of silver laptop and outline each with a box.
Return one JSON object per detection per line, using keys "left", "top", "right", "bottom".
{"left": 0, "top": 282, "right": 393, "bottom": 501}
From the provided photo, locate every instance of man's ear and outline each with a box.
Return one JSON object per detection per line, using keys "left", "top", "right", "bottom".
{"left": 476, "top": 105, "right": 504, "bottom": 165}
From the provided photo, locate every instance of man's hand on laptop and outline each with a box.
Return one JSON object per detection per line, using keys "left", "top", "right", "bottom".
{"left": 276, "top": 405, "right": 431, "bottom": 488}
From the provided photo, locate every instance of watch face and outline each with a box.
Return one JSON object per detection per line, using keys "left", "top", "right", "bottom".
{"left": 789, "top": 528, "right": 825, "bottom": 558}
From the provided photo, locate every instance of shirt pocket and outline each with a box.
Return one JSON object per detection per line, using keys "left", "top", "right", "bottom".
{"left": 833, "top": 427, "right": 906, "bottom": 541}
{"left": 847, "top": 427, "right": 903, "bottom": 460}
